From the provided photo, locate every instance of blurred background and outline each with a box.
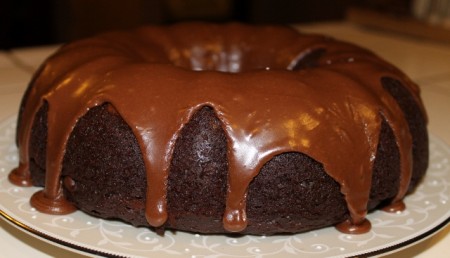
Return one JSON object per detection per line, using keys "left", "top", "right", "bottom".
{"left": 1, "top": 0, "right": 449, "bottom": 49}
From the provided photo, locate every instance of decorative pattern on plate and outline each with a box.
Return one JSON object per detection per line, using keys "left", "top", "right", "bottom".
{"left": 0, "top": 116, "right": 449, "bottom": 258}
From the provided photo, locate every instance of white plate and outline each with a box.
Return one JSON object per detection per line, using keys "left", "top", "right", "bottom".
{"left": 0, "top": 115, "right": 449, "bottom": 258}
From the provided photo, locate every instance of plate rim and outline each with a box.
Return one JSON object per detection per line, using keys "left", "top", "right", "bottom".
{"left": 1, "top": 208, "right": 449, "bottom": 258}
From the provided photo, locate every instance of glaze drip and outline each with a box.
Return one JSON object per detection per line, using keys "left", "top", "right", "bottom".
{"left": 10, "top": 23, "right": 424, "bottom": 234}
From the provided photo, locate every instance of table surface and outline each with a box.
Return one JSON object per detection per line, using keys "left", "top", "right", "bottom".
{"left": 0, "top": 22, "right": 449, "bottom": 257}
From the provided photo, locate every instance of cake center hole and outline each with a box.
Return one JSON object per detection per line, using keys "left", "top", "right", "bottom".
{"left": 169, "top": 45, "right": 326, "bottom": 73}
{"left": 170, "top": 45, "right": 252, "bottom": 73}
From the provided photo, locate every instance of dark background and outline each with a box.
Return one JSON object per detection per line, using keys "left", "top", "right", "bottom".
{"left": 0, "top": 0, "right": 412, "bottom": 49}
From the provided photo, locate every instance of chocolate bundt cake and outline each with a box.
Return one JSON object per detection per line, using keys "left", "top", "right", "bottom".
{"left": 9, "top": 22, "right": 428, "bottom": 235}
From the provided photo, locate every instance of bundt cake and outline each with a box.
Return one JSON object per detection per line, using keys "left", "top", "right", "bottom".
{"left": 9, "top": 22, "right": 428, "bottom": 235}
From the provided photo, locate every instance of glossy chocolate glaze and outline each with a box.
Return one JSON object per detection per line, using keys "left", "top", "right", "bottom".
{"left": 10, "top": 23, "right": 426, "bottom": 234}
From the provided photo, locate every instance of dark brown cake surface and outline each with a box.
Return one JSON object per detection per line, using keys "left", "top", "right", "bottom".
{"left": 9, "top": 22, "right": 428, "bottom": 235}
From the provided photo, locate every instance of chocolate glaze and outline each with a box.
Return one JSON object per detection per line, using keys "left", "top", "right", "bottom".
{"left": 10, "top": 23, "right": 426, "bottom": 234}
{"left": 382, "top": 200, "right": 406, "bottom": 213}
{"left": 8, "top": 166, "right": 32, "bottom": 186}
{"left": 335, "top": 218, "right": 372, "bottom": 234}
